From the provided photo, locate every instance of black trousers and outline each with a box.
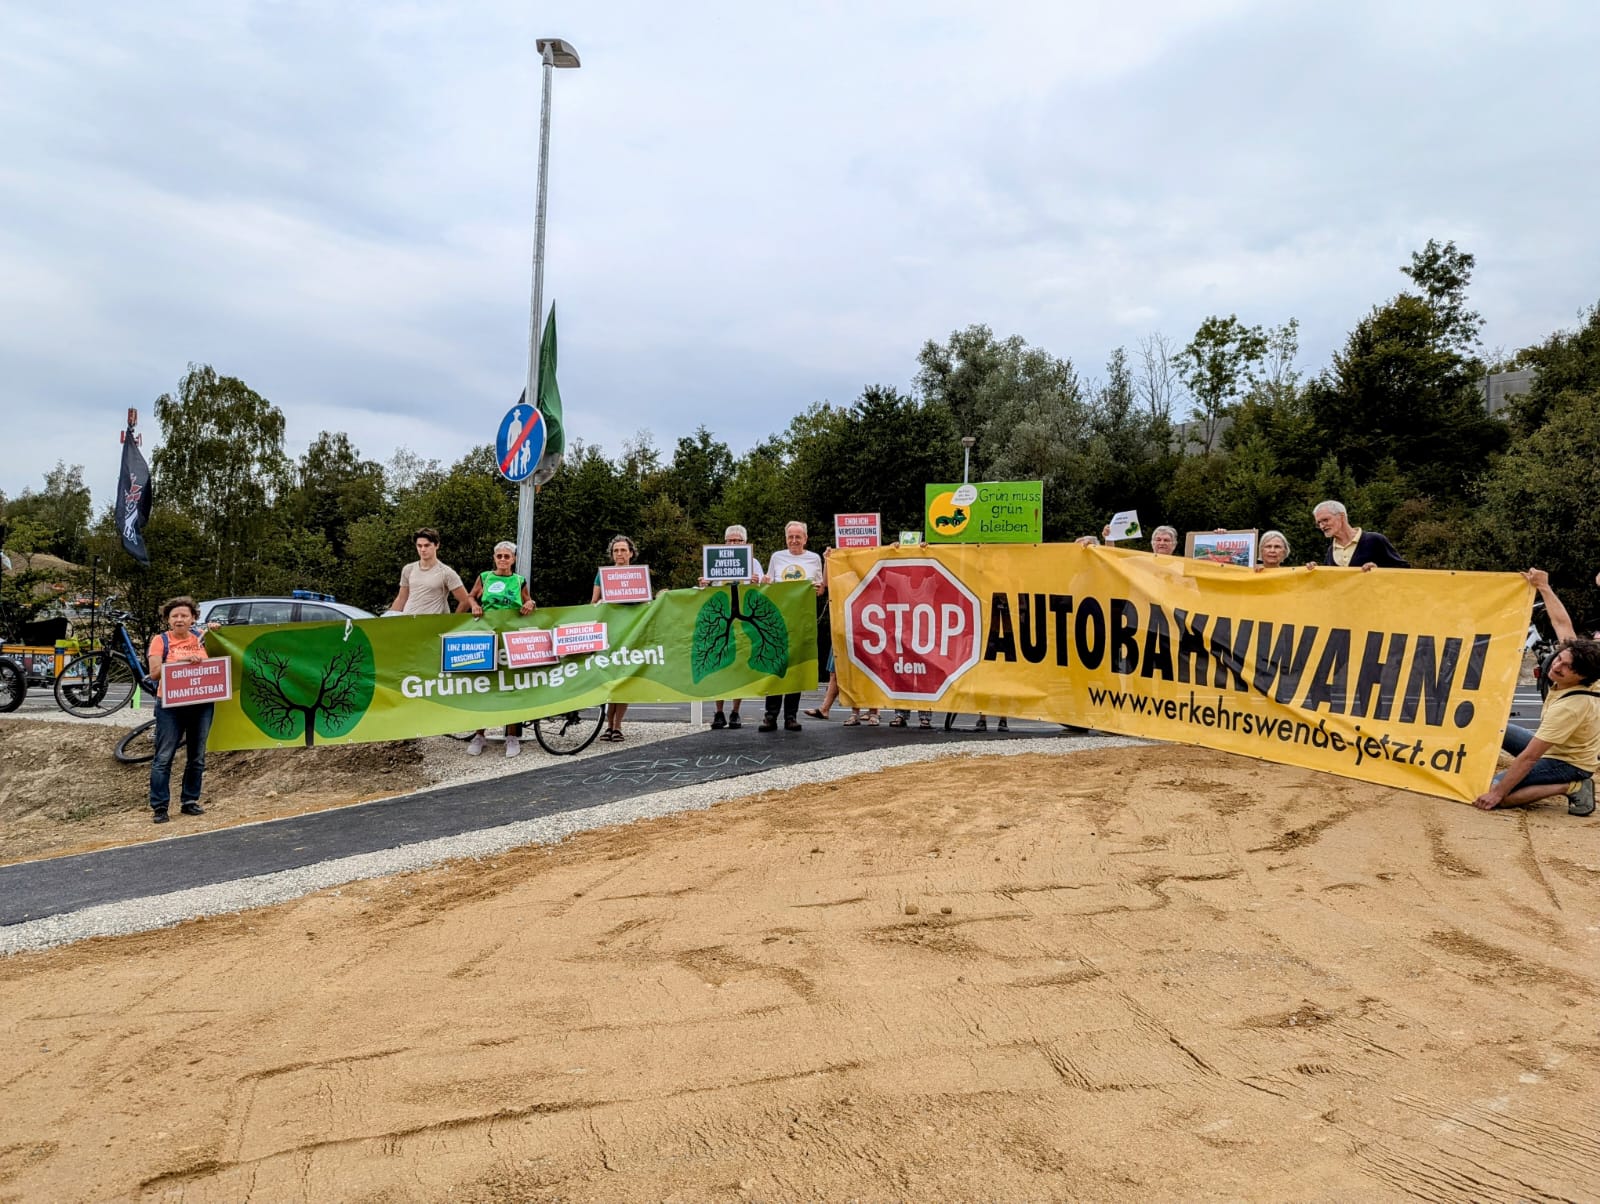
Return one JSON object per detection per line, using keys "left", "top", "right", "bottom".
{"left": 764, "top": 692, "right": 800, "bottom": 720}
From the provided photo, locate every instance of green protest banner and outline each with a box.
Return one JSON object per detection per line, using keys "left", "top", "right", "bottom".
{"left": 206, "top": 583, "right": 819, "bottom": 750}
{"left": 924, "top": 481, "right": 1043, "bottom": 543}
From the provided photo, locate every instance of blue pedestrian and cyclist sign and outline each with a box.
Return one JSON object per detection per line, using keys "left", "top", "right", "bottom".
{"left": 496, "top": 402, "right": 546, "bottom": 483}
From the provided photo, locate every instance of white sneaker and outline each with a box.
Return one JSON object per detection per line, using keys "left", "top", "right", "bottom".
{"left": 466, "top": 734, "right": 485, "bottom": 756}
{"left": 505, "top": 736, "right": 520, "bottom": 758}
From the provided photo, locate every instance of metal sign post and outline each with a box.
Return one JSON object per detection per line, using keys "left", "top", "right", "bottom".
{"left": 515, "top": 38, "right": 580, "bottom": 580}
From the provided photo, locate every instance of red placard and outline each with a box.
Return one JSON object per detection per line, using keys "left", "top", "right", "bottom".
{"left": 834, "top": 512, "right": 881, "bottom": 548}
{"left": 503, "top": 628, "right": 559, "bottom": 668}
{"left": 553, "top": 622, "right": 608, "bottom": 656}
{"left": 161, "top": 659, "right": 233, "bottom": 707}
{"left": 599, "top": 565, "right": 653, "bottom": 603}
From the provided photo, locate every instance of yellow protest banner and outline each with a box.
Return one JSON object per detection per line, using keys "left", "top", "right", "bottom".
{"left": 829, "top": 544, "right": 1532, "bottom": 803}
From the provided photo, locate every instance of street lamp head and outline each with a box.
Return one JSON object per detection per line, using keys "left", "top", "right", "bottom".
{"left": 536, "top": 38, "right": 581, "bottom": 68}
{"left": 960, "top": 436, "right": 976, "bottom": 449}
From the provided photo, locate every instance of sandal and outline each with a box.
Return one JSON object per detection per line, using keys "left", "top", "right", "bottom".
{"left": 889, "top": 716, "right": 907, "bottom": 728}
{"left": 842, "top": 714, "right": 861, "bottom": 726}
{"left": 919, "top": 716, "right": 932, "bottom": 729}
{"left": 604, "top": 728, "right": 623, "bottom": 742}
{"left": 803, "top": 707, "right": 831, "bottom": 720}
{"left": 866, "top": 713, "right": 880, "bottom": 726}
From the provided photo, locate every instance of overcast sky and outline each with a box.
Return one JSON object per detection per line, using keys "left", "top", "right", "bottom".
{"left": 3, "top": 0, "right": 1596, "bottom": 512}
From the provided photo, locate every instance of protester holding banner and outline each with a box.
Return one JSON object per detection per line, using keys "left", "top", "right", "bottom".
{"left": 147, "top": 596, "right": 220, "bottom": 824}
{"left": 1106, "top": 524, "right": 1178, "bottom": 554}
{"left": 593, "top": 534, "right": 643, "bottom": 741}
{"left": 701, "top": 525, "right": 764, "bottom": 730}
{"left": 1311, "top": 501, "right": 1408, "bottom": 570}
{"left": 760, "top": 521, "right": 825, "bottom": 732}
{"left": 391, "top": 528, "right": 482, "bottom": 616}
{"left": 1475, "top": 570, "right": 1600, "bottom": 816}
{"left": 463, "top": 541, "right": 536, "bottom": 758}
{"left": 1256, "top": 530, "right": 1292, "bottom": 571}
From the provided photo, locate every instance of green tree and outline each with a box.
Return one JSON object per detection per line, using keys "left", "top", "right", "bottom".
{"left": 1080, "top": 348, "right": 1177, "bottom": 536}
{"left": 527, "top": 441, "right": 644, "bottom": 605}
{"left": 1478, "top": 392, "right": 1600, "bottom": 627}
{"left": 1177, "top": 315, "right": 1268, "bottom": 454}
{"left": 284, "top": 432, "right": 385, "bottom": 557}
{"left": 1402, "top": 238, "right": 1484, "bottom": 354}
{"left": 152, "top": 365, "right": 290, "bottom": 595}
{"left": 1509, "top": 300, "right": 1600, "bottom": 434}
{"left": 1303, "top": 294, "right": 1505, "bottom": 499}
{"left": 3, "top": 463, "right": 93, "bottom": 563}
{"left": 712, "top": 440, "right": 790, "bottom": 559}
{"left": 916, "top": 324, "right": 1011, "bottom": 446}
{"left": 658, "top": 427, "right": 734, "bottom": 531}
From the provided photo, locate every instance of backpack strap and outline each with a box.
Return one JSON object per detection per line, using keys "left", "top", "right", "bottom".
{"left": 1553, "top": 689, "right": 1600, "bottom": 702}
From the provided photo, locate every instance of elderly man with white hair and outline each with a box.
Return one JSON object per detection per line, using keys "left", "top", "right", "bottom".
{"left": 699, "top": 524, "right": 765, "bottom": 730}
{"left": 1309, "top": 500, "right": 1408, "bottom": 571}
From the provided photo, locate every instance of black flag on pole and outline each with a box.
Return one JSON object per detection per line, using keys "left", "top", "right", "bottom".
{"left": 115, "top": 422, "right": 153, "bottom": 565}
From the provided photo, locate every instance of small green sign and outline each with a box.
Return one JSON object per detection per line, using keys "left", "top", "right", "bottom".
{"left": 924, "top": 481, "right": 1043, "bottom": 543}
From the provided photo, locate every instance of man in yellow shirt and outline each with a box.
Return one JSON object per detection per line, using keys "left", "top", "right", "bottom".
{"left": 1311, "top": 500, "right": 1408, "bottom": 570}
{"left": 1475, "top": 570, "right": 1599, "bottom": 816}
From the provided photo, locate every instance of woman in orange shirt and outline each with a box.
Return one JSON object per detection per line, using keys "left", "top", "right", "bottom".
{"left": 147, "top": 596, "right": 219, "bottom": 824}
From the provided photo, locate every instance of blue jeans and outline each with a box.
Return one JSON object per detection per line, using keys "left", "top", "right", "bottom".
{"left": 1497, "top": 724, "right": 1592, "bottom": 789}
{"left": 150, "top": 702, "right": 215, "bottom": 810}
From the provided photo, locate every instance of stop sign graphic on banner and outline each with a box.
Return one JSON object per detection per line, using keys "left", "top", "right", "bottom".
{"left": 843, "top": 558, "right": 983, "bottom": 702}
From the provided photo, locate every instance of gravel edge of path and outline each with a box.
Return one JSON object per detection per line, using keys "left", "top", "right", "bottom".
{"left": 0, "top": 734, "right": 1141, "bottom": 957}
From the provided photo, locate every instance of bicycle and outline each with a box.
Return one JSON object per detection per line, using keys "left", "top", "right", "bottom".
{"left": 0, "top": 654, "right": 25, "bottom": 713}
{"left": 115, "top": 719, "right": 157, "bottom": 764}
{"left": 53, "top": 612, "right": 151, "bottom": 718}
{"left": 445, "top": 705, "right": 607, "bottom": 756}
{"left": 533, "top": 705, "right": 607, "bottom": 755}
{"left": 1527, "top": 599, "right": 1563, "bottom": 701}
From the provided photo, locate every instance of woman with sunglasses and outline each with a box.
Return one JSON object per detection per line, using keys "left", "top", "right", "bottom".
{"left": 463, "top": 541, "right": 535, "bottom": 757}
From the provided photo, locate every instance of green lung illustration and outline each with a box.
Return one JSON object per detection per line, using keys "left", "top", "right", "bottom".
{"left": 243, "top": 623, "right": 377, "bottom": 746}
{"left": 691, "top": 584, "right": 790, "bottom": 683}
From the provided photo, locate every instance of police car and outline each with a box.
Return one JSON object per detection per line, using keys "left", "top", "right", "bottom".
{"left": 197, "top": 590, "right": 374, "bottom": 627}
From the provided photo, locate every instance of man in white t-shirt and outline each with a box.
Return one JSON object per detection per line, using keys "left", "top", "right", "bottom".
{"left": 390, "top": 527, "right": 482, "bottom": 617}
{"left": 759, "top": 520, "right": 825, "bottom": 732}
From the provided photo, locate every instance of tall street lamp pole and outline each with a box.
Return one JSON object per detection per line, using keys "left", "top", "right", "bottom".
{"left": 516, "top": 37, "right": 581, "bottom": 579}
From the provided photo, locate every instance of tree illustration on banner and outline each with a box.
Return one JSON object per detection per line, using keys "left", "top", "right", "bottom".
{"left": 692, "top": 584, "right": 788, "bottom": 682}
{"left": 243, "top": 624, "right": 377, "bottom": 746}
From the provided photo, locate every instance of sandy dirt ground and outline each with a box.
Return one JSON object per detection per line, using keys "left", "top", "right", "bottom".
{"left": 0, "top": 720, "right": 428, "bottom": 865}
{"left": 2, "top": 747, "right": 1597, "bottom": 1202}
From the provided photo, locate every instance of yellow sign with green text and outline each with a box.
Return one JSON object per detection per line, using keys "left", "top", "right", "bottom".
{"left": 829, "top": 544, "right": 1531, "bottom": 803}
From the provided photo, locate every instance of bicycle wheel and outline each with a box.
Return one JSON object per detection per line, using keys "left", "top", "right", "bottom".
{"left": 54, "top": 651, "right": 140, "bottom": 718}
{"left": 115, "top": 719, "right": 157, "bottom": 764}
{"left": 533, "top": 705, "right": 606, "bottom": 756}
{"left": 0, "top": 658, "right": 24, "bottom": 713}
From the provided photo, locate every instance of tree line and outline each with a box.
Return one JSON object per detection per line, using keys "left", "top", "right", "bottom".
{"left": 4, "top": 239, "right": 1599, "bottom": 641}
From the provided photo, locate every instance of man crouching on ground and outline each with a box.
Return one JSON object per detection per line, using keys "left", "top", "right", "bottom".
{"left": 1475, "top": 569, "right": 1599, "bottom": 816}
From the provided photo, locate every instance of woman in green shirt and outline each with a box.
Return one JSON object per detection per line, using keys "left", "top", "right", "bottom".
{"left": 464, "top": 541, "right": 535, "bottom": 757}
